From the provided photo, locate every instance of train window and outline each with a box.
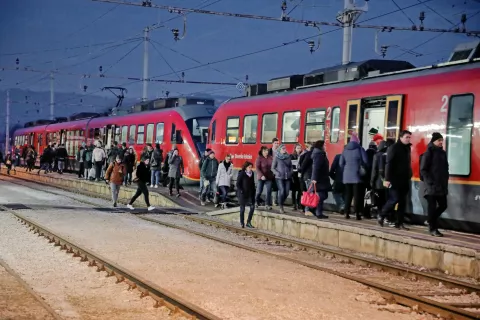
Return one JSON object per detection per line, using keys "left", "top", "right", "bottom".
{"left": 114, "top": 127, "right": 121, "bottom": 144}
{"left": 38, "top": 134, "right": 42, "bottom": 147}
{"left": 305, "top": 110, "right": 325, "bottom": 143}
{"left": 261, "top": 113, "right": 278, "bottom": 143}
{"left": 137, "top": 125, "right": 145, "bottom": 144}
{"left": 226, "top": 117, "right": 240, "bottom": 144}
{"left": 171, "top": 123, "right": 176, "bottom": 142}
{"left": 211, "top": 120, "right": 216, "bottom": 143}
{"left": 243, "top": 115, "right": 258, "bottom": 144}
{"left": 146, "top": 124, "right": 154, "bottom": 144}
{"left": 283, "top": 111, "right": 301, "bottom": 143}
{"left": 346, "top": 103, "right": 359, "bottom": 142}
{"left": 129, "top": 125, "right": 136, "bottom": 145}
{"left": 446, "top": 94, "right": 474, "bottom": 176}
{"left": 94, "top": 128, "right": 101, "bottom": 141}
{"left": 330, "top": 107, "right": 340, "bottom": 143}
{"left": 156, "top": 123, "right": 164, "bottom": 143}
{"left": 121, "top": 126, "right": 128, "bottom": 144}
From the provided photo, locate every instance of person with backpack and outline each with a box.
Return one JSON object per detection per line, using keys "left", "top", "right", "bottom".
{"left": 370, "top": 139, "right": 394, "bottom": 220}
{"left": 150, "top": 143, "right": 163, "bottom": 188}
{"left": 420, "top": 132, "right": 449, "bottom": 237}
{"left": 377, "top": 130, "right": 413, "bottom": 230}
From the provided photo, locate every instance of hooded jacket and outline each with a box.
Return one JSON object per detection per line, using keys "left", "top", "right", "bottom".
{"left": 339, "top": 141, "right": 369, "bottom": 184}
{"left": 216, "top": 160, "right": 233, "bottom": 187}
{"left": 420, "top": 142, "right": 449, "bottom": 197}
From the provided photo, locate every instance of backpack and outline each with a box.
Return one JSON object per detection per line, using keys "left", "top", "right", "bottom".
{"left": 419, "top": 153, "right": 425, "bottom": 181}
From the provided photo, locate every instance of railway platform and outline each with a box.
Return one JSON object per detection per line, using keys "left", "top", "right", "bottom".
{"left": 1, "top": 167, "right": 479, "bottom": 280}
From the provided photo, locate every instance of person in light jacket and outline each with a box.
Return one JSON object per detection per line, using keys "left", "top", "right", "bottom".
{"left": 271, "top": 144, "right": 293, "bottom": 213}
{"left": 168, "top": 149, "right": 184, "bottom": 197}
{"left": 311, "top": 140, "right": 331, "bottom": 219}
{"left": 236, "top": 161, "right": 256, "bottom": 228}
{"left": 92, "top": 141, "right": 106, "bottom": 181}
{"left": 215, "top": 154, "right": 233, "bottom": 206}
{"left": 339, "top": 132, "right": 369, "bottom": 220}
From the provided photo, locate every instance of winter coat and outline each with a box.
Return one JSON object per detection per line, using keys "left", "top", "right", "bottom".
{"left": 107, "top": 146, "right": 120, "bottom": 164}
{"left": 92, "top": 147, "right": 106, "bottom": 162}
{"left": 271, "top": 153, "right": 293, "bottom": 180}
{"left": 216, "top": 161, "right": 233, "bottom": 187}
{"left": 329, "top": 154, "right": 344, "bottom": 193}
{"left": 339, "top": 141, "right": 369, "bottom": 184}
{"left": 40, "top": 147, "right": 53, "bottom": 164}
{"left": 370, "top": 141, "right": 388, "bottom": 190}
{"left": 299, "top": 150, "right": 313, "bottom": 180}
{"left": 13, "top": 149, "right": 21, "bottom": 166}
{"left": 199, "top": 155, "right": 208, "bottom": 170}
{"left": 420, "top": 143, "right": 449, "bottom": 197}
{"left": 5, "top": 154, "right": 13, "bottom": 166}
{"left": 124, "top": 153, "right": 136, "bottom": 174}
{"left": 135, "top": 162, "right": 150, "bottom": 183}
{"left": 385, "top": 140, "right": 412, "bottom": 190}
{"left": 141, "top": 150, "right": 152, "bottom": 163}
{"left": 168, "top": 155, "right": 184, "bottom": 179}
{"left": 311, "top": 148, "right": 332, "bottom": 192}
{"left": 201, "top": 157, "right": 219, "bottom": 180}
{"left": 365, "top": 145, "right": 377, "bottom": 188}
{"left": 105, "top": 162, "right": 126, "bottom": 186}
{"left": 236, "top": 170, "right": 256, "bottom": 206}
{"left": 56, "top": 147, "right": 68, "bottom": 161}
{"left": 150, "top": 148, "right": 163, "bottom": 169}
{"left": 255, "top": 153, "right": 274, "bottom": 181}
{"left": 83, "top": 147, "right": 93, "bottom": 163}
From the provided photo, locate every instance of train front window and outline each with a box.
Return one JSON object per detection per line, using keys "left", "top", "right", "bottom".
{"left": 186, "top": 117, "right": 212, "bottom": 154}
{"left": 446, "top": 94, "right": 474, "bottom": 176}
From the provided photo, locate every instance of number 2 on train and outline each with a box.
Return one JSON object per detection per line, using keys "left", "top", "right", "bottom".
{"left": 440, "top": 95, "right": 448, "bottom": 113}
{"left": 326, "top": 107, "right": 332, "bottom": 120}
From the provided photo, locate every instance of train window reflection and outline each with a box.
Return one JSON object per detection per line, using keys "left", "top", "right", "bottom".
{"left": 211, "top": 120, "right": 216, "bottom": 143}
{"left": 262, "top": 113, "right": 278, "bottom": 143}
{"left": 446, "top": 94, "right": 474, "bottom": 176}
{"left": 330, "top": 107, "right": 340, "bottom": 143}
{"left": 146, "top": 124, "right": 154, "bottom": 144}
{"left": 226, "top": 117, "right": 240, "bottom": 144}
{"left": 129, "top": 125, "right": 136, "bottom": 145}
{"left": 243, "top": 115, "right": 258, "bottom": 144}
{"left": 137, "top": 125, "right": 145, "bottom": 144}
{"left": 121, "top": 126, "right": 128, "bottom": 144}
{"left": 283, "top": 111, "right": 301, "bottom": 143}
{"left": 305, "top": 110, "right": 325, "bottom": 143}
{"left": 156, "top": 123, "right": 164, "bottom": 143}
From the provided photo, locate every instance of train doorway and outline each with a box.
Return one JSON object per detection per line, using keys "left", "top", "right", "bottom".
{"left": 344, "top": 95, "right": 404, "bottom": 146}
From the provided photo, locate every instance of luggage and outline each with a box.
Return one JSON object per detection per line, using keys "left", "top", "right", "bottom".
{"left": 301, "top": 183, "right": 320, "bottom": 208}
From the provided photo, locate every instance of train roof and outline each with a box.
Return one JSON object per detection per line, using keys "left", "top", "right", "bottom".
{"left": 226, "top": 57, "right": 480, "bottom": 104}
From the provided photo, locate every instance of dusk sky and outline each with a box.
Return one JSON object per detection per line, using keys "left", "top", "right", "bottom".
{"left": 1, "top": 0, "right": 479, "bottom": 108}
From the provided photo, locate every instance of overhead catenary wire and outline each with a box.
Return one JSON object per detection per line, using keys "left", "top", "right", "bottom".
{"left": 149, "top": 40, "right": 182, "bottom": 81}
{"left": 390, "top": 0, "right": 416, "bottom": 25}
{"left": 102, "top": 40, "right": 143, "bottom": 74}
{"left": 417, "top": 0, "right": 456, "bottom": 26}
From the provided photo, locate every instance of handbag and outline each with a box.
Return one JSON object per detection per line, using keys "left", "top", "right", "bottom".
{"left": 132, "top": 169, "right": 139, "bottom": 182}
{"left": 357, "top": 149, "right": 367, "bottom": 177}
{"left": 301, "top": 183, "right": 320, "bottom": 208}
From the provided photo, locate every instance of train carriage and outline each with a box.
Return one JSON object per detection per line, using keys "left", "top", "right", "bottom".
{"left": 206, "top": 58, "right": 480, "bottom": 233}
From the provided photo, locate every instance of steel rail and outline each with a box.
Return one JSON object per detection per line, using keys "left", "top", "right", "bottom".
{"left": 138, "top": 215, "right": 480, "bottom": 320}
{"left": 10, "top": 211, "right": 221, "bottom": 320}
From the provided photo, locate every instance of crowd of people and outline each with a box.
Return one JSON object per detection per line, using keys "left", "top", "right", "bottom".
{"left": 1, "top": 130, "right": 449, "bottom": 236}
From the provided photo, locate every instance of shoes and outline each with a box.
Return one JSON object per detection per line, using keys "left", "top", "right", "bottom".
{"left": 356, "top": 214, "right": 362, "bottom": 221}
{"left": 246, "top": 222, "right": 254, "bottom": 228}
{"left": 279, "top": 206, "right": 285, "bottom": 214}
{"left": 147, "top": 206, "right": 155, "bottom": 211}
{"left": 430, "top": 229, "right": 443, "bottom": 237}
{"left": 176, "top": 193, "right": 180, "bottom": 198}
{"left": 201, "top": 201, "right": 206, "bottom": 206}
{"left": 316, "top": 214, "right": 328, "bottom": 219}
{"left": 265, "top": 206, "right": 272, "bottom": 210}
{"left": 241, "top": 223, "right": 245, "bottom": 228}
{"left": 113, "top": 202, "right": 117, "bottom": 207}
{"left": 154, "top": 185, "right": 158, "bottom": 188}
{"left": 377, "top": 216, "right": 384, "bottom": 226}
{"left": 395, "top": 224, "right": 410, "bottom": 231}
{"left": 127, "top": 204, "right": 134, "bottom": 210}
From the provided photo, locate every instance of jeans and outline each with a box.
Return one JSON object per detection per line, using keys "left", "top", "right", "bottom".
{"left": 426, "top": 195, "right": 447, "bottom": 231}
{"left": 95, "top": 161, "right": 103, "bottom": 180}
{"left": 58, "top": 160, "right": 65, "bottom": 172}
{"left": 199, "top": 177, "right": 204, "bottom": 195}
{"left": 276, "top": 178, "right": 291, "bottom": 207}
{"left": 381, "top": 187, "right": 408, "bottom": 226}
{"left": 129, "top": 181, "right": 151, "bottom": 207}
{"left": 124, "top": 172, "right": 132, "bottom": 185}
{"left": 169, "top": 177, "right": 180, "bottom": 193}
{"left": 332, "top": 192, "right": 345, "bottom": 211}
{"left": 255, "top": 179, "right": 272, "bottom": 206}
{"left": 39, "top": 163, "right": 50, "bottom": 173}
{"left": 240, "top": 204, "right": 255, "bottom": 226}
{"left": 219, "top": 186, "right": 229, "bottom": 203}
{"left": 201, "top": 178, "right": 216, "bottom": 201}
{"left": 110, "top": 183, "right": 120, "bottom": 204}
{"left": 151, "top": 169, "right": 161, "bottom": 186}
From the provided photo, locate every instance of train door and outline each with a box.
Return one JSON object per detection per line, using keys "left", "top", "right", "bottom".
{"left": 104, "top": 125, "right": 115, "bottom": 147}
{"left": 362, "top": 108, "right": 385, "bottom": 147}
{"left": 383, "top": 95, "right": 404, "bottom": 141}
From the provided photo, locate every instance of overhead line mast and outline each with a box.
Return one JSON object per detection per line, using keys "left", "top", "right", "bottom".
{"left": 91, "top": 0, "right": 480, "bottom": 36}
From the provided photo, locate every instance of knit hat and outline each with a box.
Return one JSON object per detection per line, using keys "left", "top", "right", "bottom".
{"left": 368, "top": 127, "right": 378, "bottom": 136}
{"left": 430, "top": 132, "right": 443, "bottom": 143}
{"left": 350, "top": 132, "right": 360, "bottom": 143}
{"left": 372, "top": 133, "right": 384, "bottom": 142}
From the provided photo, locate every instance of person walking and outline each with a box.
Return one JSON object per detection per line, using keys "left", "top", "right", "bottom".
{"left": 107, "top": 141, "right": 120, "bottom": 165}
{"left": 420, "top": 132, "right": 449, "bottom": 237}
{"left": 127, "top": 159, "right": 155, "bottom": 211}
{"left": 378, "top": 130, "right": 413, "bottom": 230}
{"left": 255, "top": 146, "right": 274, "bottom": 210}
{"left": 340, "top": 132, "right": 369, "bottom": 220}
{"left": 168, "top": 149, "right": 184, "bottom": 197}
{"left": 198, "top": 148, "right": 211, "bottom": 199}
{"left": 92, "top": 141, "right": 106, "bottom": 181}
{"left": 299, "top": 142, "right": 313, "bottom": 214}
{"left": 150, "top": 143, "right": 163, "bottom": 188}
{"left": 310, "top": 140, "right": 331, "bottom": 219}
{"left": 4, "top": 152, "right": 13, "bottom": 175}
{"left": 215, "top": 154, "right": 233, "bottom": 207}
{"left": 56, "top": 144, "right": 68, "bottom": 174}
{"left": 123, "top": 147, "right": 136, "bottom": 185}
{"left": 236, "top": 161, "right": 256, "bottom": 228}
{"left": 105, "top": 155, "right": 126, "bottom": 207}
{"left": 271, "top": 144, "right": 293, "bottom": 213}
{"left": 200, "top": 150, "right": 219, "bottom": 205}
{"left": 370, "top": 139, "right": 394, "bottom": 220}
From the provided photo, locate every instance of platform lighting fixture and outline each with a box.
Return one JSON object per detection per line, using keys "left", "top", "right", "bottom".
{"left": 308, "top": 40, "right": 315, "bottom": 54}
{"left": 461, "top": 14, "right": 467, "bottom": 32}
{"left": 281, "top": 0, "right": 289, "bottom": 21}
{"left": 15, "top": 58, "right": 19, "bottom": 65}
{"left": 172, "top": 28, "right": 180, "bottom": 41}
{"left": 419, "top": 11, "right": 425, "bottom": 31}
{"left": 83, "top": 85, "right": 88, "bottom": 92}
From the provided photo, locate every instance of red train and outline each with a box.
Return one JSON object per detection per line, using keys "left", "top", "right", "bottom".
{"left": 206, "top": 56, "right": 480, "bottom": 232}
{"left": 13, "top": 97, "right": 216, "bottom": 181}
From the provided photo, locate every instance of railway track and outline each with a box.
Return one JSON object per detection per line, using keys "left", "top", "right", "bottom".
{"left": 3, "top": 176, "right": 480, "bottom": 318}
{"left": 7, "top": 210, "right": 221, "bottom": 320}
{"left": 138, "top": 214, "right": 480, "bottom": 320}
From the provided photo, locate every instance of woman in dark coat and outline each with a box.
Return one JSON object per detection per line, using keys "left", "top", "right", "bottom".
{"left": 290, "top": 143, "right": 303, "bottom": 211}
{"left": 123, "top": 147, "right": 136, "bottom": 185}
{"left": 127, "top": 159, "right": 155, "bottom": 211}
{"left": 236, "top": 161, "right": 256, "bottom": 228}
{"left": 168, "top": 149, "right": 184, "bottom": 197}
{"left": 311, "top": 140, "right": 331, "bottom": 219}
{"left": 329, "top": 151, "right": 345, "bottom": 214}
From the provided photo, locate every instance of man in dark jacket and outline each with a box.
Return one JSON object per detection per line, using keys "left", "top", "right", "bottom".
{"left": 311, "top": 140, "right": 331, "bottom": 219}
{"left": 370, "top": 139, "right": 394, "bottom": 220}
{"left": 378, "top": 130, "right": 412, "bottom": 230}
{"left": 200, "top": 150, "right": 219, "bottom": 205}
{"left": 198, "top": 148, "right": 212, "bottom": 198}
{"left": 329, "top": 151, "right": 344, "bottom": 214}
{"left": 420, "top": 132, "right": 449, "bottom": 237}
{"left": 150, "top": 144, "right": 163, "bottom": 188}
{"left": 107, "top": 141, "right": 120, "bottom": 164}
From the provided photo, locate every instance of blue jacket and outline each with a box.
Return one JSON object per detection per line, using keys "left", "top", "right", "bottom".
{"left": 311, "top": 148, "right": 332, "bottom": 192}
{"left": 339, "top": 141, "right": 369, "bottom": 184}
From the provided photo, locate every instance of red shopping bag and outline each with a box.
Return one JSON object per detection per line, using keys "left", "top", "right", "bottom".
{"left": 301, "top": 183, "right": 320, "bottom": 208}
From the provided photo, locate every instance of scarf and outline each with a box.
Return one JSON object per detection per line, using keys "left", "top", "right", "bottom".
{"left": 223, "top": 160, "right": 231, "bottom": 171}
{"left": 275, "top": 144, "right": 289, "bottom": 160}
{"left": 246, "top": 170, "right": 253, "bottom": 177}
